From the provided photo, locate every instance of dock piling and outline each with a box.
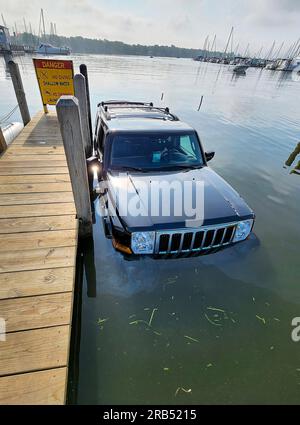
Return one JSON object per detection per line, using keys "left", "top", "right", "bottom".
{"left": 56, "top": 96, "right": 92, "bottom": 237}
{"left": 0, "top": 126, "right": 7, "bottom": 153}
{"left": 8, "top": 61, "right": 31, "bottom": 126}
{"left": 79, "top": 64, "right": 93, "bottom": 144}
{"left": 74, "top": 73, "right": 92, "bottom": 157}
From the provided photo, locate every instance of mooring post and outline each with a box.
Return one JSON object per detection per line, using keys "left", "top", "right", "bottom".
{"left": 56, "top": 96, "right": 93, "bottom": 237}
{"left": 79, "top": 64, "right": 93, "bottom": 143}
{"left": 8, "top": 60, "right": 31, "bottom": 126}
{"left": 74, "top": 73, "right": 92, "bottom": 157}
{"left": 0, "top": 126, "right": 7, "bottom": 153}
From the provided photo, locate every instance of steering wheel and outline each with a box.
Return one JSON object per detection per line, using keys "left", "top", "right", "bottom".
{"left": 161, "top": 147, "right": 179, "bottom": 161}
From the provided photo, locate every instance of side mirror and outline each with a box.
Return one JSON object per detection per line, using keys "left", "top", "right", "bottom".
{"left": 205, "top": 151, "right": 215, "bottom": 162}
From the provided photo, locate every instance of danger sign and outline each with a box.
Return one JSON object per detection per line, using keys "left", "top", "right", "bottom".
{"left": 33, "top": 59, "right": 74, "bottom": 106}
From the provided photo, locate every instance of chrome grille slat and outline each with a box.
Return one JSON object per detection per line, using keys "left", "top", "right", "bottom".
{"left": 155, "top": 223, "right": 237, "bottom": 256}
{"left": 177, "top": 233, "right": 184, "bottom": 254}
{"left": 200, "top": 230, "right": 207, "bottom": 249}
{"left": 220, "top": 227, "right": 227, "bottom": 245}
{"left": 167, "top": 234, "right": 173, "bottom": 253}
{"left": 210, "top": 229, "right": 218, "bottom": 247}
{"left": 190, "top": 232, "right": 196, "bottom": 251}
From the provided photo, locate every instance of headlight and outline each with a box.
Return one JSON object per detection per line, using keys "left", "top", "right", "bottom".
{"left": 131, "top": 232, "right": 155, "bottom": 254}
{"left": 233, "top": 219, "right": 253, "bottom": 243}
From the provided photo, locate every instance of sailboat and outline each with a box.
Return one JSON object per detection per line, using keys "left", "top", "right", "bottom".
{"left": 35, "top": 43, "right": 70, "bottom": 55}
{"left": 34, "top": 9, "right": 71, "bottom": 56}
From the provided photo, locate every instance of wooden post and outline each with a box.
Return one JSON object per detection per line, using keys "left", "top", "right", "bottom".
{"left": 8, "top": 61, "right": 31, "bottom": 126}
{"left": 0, "top": 126, "right": 7, "bottom": 154}
{"left": 74, "top": 74, "right": 92, "bottom": 157}
{"left": 56, "top": 96, "right": 92, "bottom": 237}
{"left": 79, "top": 64, "right": 93, "bottom": 143}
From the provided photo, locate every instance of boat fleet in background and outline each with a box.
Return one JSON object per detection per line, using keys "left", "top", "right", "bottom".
{"left": 194, "top": 27, "right": 300, "bottom": 76}
{"left": 194, "top": 54, "right": 300, "bottom": 75}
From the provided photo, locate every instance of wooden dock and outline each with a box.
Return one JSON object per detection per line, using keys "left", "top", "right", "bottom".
{"left": 0, "top": 111, "right": 78, "bottom": 404}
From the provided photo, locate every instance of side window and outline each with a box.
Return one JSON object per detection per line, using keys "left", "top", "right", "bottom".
{"left": 97, "top": 124, "right": 105, "bottom": 153}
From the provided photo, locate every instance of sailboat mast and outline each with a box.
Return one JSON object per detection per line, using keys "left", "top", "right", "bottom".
{"left": 1, "top": 13, "right": 7, "bottom": 27}
{"left": 23, "top": 18, "right": 27, "bottom": 33}
{"left": 223, "top": 26, "right": 234, "bottom": 58}
{"left": 41, "top": 8, "right": 46, "bottom": 41}
{"left": 266, "top": 41, "right": 275, "bottom": 60}
{"left": 273, "top": 41, "right": 284, "bottom": 60}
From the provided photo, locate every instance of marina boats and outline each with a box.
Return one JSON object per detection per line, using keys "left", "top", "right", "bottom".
{"left": 276, "top": 57, "right": 300, "bottom": 71}
{"left": 35, "top": 43, "right": 71, "bottom": 55}
{"left": 233, "top": 64, "right": 248, "bottom": 75}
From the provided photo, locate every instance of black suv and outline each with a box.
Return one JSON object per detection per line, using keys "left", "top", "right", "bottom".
{"left": 94, "top": 101, "right": 254, "bottom": 259}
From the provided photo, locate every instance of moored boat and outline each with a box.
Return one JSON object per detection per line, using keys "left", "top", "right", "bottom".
{"left": 35, "top": 43, "right": 71, "bottom": 55}
{"left": 233, "top": 64, "right": 248, "bottom": 75}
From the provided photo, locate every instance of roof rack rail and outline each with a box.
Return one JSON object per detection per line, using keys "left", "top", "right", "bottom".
{"left": 98, "top": 100, "right": 179, "bottom": 122}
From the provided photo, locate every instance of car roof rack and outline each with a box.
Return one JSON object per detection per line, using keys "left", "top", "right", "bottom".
{"left": 97, "top": 100, "right": 179, "bottom": 122}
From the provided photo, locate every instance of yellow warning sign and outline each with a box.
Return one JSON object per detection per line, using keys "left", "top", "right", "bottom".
{"left": 33, "top": 59, "right": 74, "bottom": 106}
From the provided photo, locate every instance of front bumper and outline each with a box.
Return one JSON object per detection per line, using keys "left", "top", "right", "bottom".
{"left": 110, "top": 220, "right": 254, "bottom": 260}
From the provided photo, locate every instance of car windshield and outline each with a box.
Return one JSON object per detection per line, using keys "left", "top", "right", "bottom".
{"left": 109, "top": 132, "right": 204, "bottom": 171}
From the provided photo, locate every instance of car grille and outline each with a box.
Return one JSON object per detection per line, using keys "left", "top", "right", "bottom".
{"left": 154, "top": 223, "right": 236, "bottom": 257}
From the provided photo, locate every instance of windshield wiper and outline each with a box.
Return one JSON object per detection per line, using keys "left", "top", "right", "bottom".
{"left": 111, "top": 166, "right": 147, "bottom": 172}
{"left": 158, "top": 165, "right": 203, "bottom": 171}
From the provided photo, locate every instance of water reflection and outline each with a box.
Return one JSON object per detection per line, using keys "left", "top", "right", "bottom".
{"left": 285, "top": 142, "right": 300, "bottom": 175}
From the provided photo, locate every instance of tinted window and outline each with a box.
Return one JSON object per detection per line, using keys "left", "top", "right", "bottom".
{"left": 109, "top": 132, "right": 203, "bottom": 171}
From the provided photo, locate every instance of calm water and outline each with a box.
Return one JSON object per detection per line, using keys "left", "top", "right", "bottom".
{"left": 1, "top": 54, "right": 300, "bottom": 404}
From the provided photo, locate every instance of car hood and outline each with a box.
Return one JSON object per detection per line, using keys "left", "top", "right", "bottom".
{"left": 107, "top": 167, "right": 254, "bottom": 232}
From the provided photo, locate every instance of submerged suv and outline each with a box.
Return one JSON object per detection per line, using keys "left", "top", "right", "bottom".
{"left": 94, "top": 101, "right": 254, "bottom": 259}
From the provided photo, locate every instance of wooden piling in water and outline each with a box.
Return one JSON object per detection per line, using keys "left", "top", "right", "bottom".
{"left": 74, "top": 73, "right": 92, "bottom": 157}
{"left": 79, "top": 64, "right": 93, "bottom": 143}
{"left": 56, "top": 96, "right": 92, "bottom": 237}
{"left": 8, "top": 61, "right": 31, "bottom": 126}
{"left": 0, "top": 127, "right": 7, "bottom": 153}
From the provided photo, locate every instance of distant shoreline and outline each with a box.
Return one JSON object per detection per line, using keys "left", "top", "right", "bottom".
{"left": 17, "top": 33, "right": 224, "bottom": 59}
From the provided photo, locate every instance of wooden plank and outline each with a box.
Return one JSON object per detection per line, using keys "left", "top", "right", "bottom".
{"left": 1, "top": 154, "right": 66, "bottom": 162}
{"left": 0, "top": 167, "right": 69, "bottom": 175}
{"left": 6, "top": 147, "right": 65, "bottom": 155}
{"left": 0, "top": 246, "right": 77, "bottom": 273}
{"left": 10, "top": 140, "right": 63, "bottom": 147}
{"left": 0, "top": 368, "right": 67, "bottom": 405}
{"left": 0, "top": 203, "right": 76, "bottom": 218}
{"left": 0, "top": 192, "right": 74, "bottom": 205}
{"left": 0, "top": 229, "right": 77, "bottom": 252}
{"left": 0, "top": 182, "right": 72, "bottom": 194}
{"left": 0, "top": 174, "right": 70, "bottom": 184}
{"left": 0, "top": 326, "right": 70, "bottom": 376}
{"left": 0, "top": 215, "right": 76, "bottom": 234}
{"left": 0, "top": 267, "right": 74, "bottom": 299}
{"left": 0, "top": 160, "right": 67, "bottom": 168}
{"left": 1, "top": 293, "right": 73, "bottom": 332}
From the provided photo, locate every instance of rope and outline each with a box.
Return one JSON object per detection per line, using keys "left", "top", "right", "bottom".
{"left": 0, "top": 104, "right": 19, "bottom": 124}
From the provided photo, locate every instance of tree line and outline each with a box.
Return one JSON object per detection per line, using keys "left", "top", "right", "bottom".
{"left": 16, "top": 32, "right": 224, "bottom": 58}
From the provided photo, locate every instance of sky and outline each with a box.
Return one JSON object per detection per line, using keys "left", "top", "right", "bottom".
{"left": 0, "top": 0, "right": 299, "bottom": 56}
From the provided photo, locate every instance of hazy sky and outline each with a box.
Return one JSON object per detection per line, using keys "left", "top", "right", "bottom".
{"left": 1, "top": 0, "right": 299, "bottom": 55}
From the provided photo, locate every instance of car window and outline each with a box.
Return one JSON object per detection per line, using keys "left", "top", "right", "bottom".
{"left": 109, "top": 132, "right": 204, "bottom": 171}
{"left": 97, "top": 124, "right": 105, "bottom": 152}
{"left": 180, "top": 135, "right": 198, "bottom": 159}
